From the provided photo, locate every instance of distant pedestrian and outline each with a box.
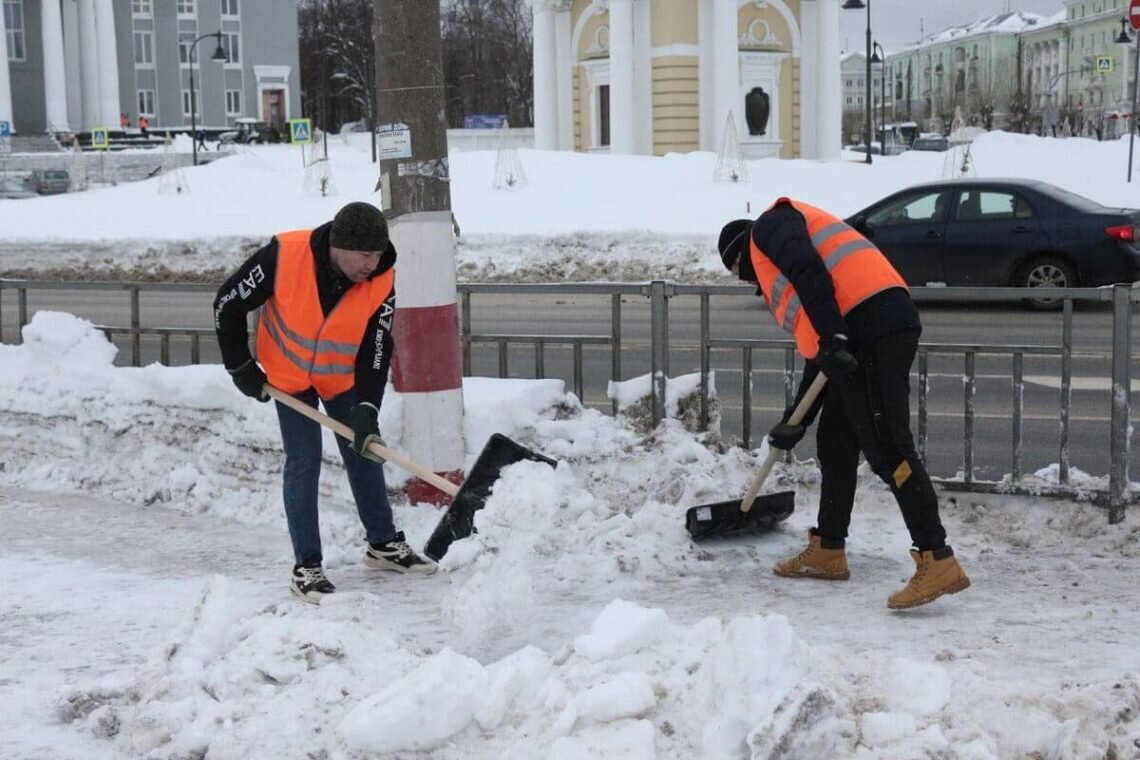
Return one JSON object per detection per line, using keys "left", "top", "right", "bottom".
{"left": 120, "top": 113, "right": 129, "bottom": 130}
{"left": 138, "top": 115, "right": 149, "bottom": 137}
{"left": 196, "top": 130, "right": 209, "bottom": 152}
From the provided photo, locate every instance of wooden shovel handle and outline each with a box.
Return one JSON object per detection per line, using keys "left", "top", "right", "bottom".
{"left": 740, "top": 372, "right": 828, "bottom": 513}
{"left": 264, "top": 385, "right": 460, "bottom": 497}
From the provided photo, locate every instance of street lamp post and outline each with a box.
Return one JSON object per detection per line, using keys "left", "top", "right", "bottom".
{"left": 1116, "top": 17, "right": 1138, "bottom": 182}
{"left": 189, "top": 31, "right": 227, "bottom": 167}
{"left": 873, "top": 41, "right": 886, "bottom": 154}
{"left": 843, "top": 0, "right": 872, "bottom": 164}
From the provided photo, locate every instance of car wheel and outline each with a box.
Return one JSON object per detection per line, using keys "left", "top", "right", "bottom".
{"left": 1018, "top": 256, "right": 1075, "bottom": 310}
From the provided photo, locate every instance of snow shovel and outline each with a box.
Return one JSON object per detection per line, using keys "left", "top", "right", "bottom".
{"left": 265, "top": 386, "right": 556, "bottom": 561}
{"left": 685, "top": 373, "right": 827, "bottom": 540}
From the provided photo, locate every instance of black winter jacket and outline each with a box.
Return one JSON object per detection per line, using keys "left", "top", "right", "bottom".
{"left": 213, "top": 222, "right": 397, "bottom": 405}
{"left": 752, "top": 201, "right": 922, "bottom": 424}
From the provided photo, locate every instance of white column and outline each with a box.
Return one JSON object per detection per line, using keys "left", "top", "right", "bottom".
{"left": 63, "top": 0, "right": 81, "bottom": 129}
{"left": 95, "top": 0, "right": 121, "bottom": 127}
{"left": 0, "top": 0, "right": 12, "bottom": 127}
{"left": 554, "top": 2, "right": 573, "bottom": 150}
{"left": 532, "top": 1, "right": 558, "bottom": 150}
{"left": 633, "top": 0, "right": 652, "bottom": 153}
{"left": 41, "top": 0, "right": 70, "bottom": 132}
{"left": 608, "top": 0, "right": 635, "bottom": 153}
{"left": 815, "top": 0, "right": 841, "bottom": 160}
{"left": 799, "top": 0, "right": 818, "bottom": 159}
{"left": 712, "top": 0, "right": 739, "bottom": 154}
{"left": 78, "top": 0, "right": 100, "bottom": 129}
{"left": 698, "top": 0, "right": 714, "bottom": 150}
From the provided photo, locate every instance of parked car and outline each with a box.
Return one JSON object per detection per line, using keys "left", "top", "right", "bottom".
{"left": 845, "top": 178, "right": 1140, "bottom": 309}
{"left": 218, "top": 118, "right": 269, "bottom": 145}
{"left": 910, "top": 134, "right": 950, "bottom": 151}
{"left": 29, "top": 168, "right": 70, "bottom": 195}
{"left": 0, "top": 176, "right": 38, "bottom": 200}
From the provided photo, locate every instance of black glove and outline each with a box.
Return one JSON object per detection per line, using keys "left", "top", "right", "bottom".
{"left": 229, "top": 360, "right": 268, "bottom": 402}
{"left": 817, "top": 334, "right": 858, "bottom": 379}
{"left": 768, "top": 422, "right": 806, "bottom": 451}
{"left": 349, "top": 403, "right": 387, "bottom": 463}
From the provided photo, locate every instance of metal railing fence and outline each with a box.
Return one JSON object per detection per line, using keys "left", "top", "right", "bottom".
{"left": 2, "top": 278, "right": 1135, "bottom": 521}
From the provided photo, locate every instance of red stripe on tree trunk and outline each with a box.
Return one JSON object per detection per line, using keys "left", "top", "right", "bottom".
{"left": 391, "top": 303, "right": 463, "bottom": 393}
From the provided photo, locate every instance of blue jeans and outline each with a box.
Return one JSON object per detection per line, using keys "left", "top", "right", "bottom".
{"left": 274, "top": 388, "right": 397, "bottom": 566}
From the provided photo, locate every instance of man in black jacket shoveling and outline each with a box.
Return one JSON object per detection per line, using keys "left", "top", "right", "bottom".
{"left": 214, "top": 201, "right": 435, "bottom": 604}
{"left": 718, "top": 198, "right": 970, "bottom": 610}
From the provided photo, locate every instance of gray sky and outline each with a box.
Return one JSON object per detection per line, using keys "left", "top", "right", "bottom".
{"left": 840, "top": 0, "right": 1062, "bottom": 51}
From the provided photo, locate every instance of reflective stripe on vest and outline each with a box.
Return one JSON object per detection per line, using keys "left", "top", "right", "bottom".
{"left": 260, "top": 299, "right": 357, "bottom": 376}
{"left": 256, "top": 230, "right": 395, "bottom": 397}
{"left": 751, "top": 200, "right": 907, "bottom": 359}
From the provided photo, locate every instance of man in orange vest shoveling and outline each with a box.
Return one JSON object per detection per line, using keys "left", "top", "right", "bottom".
{"left": 718, "top": 198, "right": 970, "bottom": 610}
{"left": 214, "top": 202, "right": 435, "bottom": 604}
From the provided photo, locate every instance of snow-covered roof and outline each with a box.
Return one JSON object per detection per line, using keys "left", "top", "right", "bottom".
{"left": 1019, "top": 8, "right": 1069, "bottom": 36}
{"left": 893, "top": 11, "right": 1047, "bottom": 55}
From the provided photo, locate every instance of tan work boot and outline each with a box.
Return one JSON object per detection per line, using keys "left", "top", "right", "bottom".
{"left": 774, "top": 531, "right": 850, "bottom": 580}
{"left": 887, "top": 549, "right": 970, "bottom": 610}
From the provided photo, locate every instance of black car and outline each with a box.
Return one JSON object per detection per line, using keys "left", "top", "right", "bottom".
{"left": 910, "top": 135, "right": 949, "bottom": 151}
{"left": 846, "top": 178, "right": 1140, "bottom": 308}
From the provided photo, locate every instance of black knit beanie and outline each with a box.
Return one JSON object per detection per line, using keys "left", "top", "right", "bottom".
{"left": 330, "top": 202, "right": 389, "bottom": 252}
{"left": 718, "top": 219, "right": 752, "bottom": 271}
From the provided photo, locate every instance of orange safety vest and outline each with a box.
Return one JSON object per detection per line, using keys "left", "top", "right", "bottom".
{"left": 256, "top": 230, "right": 395, "bottom": 397}
{"left": 750, "top": 198, "right": 907, "bottom": 359}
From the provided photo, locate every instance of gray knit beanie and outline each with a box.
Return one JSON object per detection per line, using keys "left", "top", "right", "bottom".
{"left": 330, "top": 202, "right": 389, "bottom": 252}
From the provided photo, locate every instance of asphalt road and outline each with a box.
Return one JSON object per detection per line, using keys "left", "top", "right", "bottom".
{"left": 3, "top": 286, "right": 1135, "bottom": 482}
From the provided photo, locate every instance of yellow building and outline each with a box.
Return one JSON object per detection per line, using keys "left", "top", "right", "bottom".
{"left": 532, "top": 0, "right": 845, "bottom": 160}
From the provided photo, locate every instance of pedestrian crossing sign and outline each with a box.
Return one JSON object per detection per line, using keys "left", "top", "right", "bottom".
{"left": 1096, "top": 56, "right": 1113, "bottom": 74}
{"left": 289, "top": 118, "right": 312, "bottom": 145}
{"left": 91, "top": 127, "right": 110, "bottom": 149}
{"left": 0, "top": 120, "right": 10, "bottom": 137}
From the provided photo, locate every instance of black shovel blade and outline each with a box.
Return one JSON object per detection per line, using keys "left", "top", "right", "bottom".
{"left": 423, "top": 433, "right": 557, "bottom": 561}
{"left": 685, "top": 491, "right": 795, "bottom": 540}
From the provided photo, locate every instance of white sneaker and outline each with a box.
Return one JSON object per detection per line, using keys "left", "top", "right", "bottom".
{"left": 364, "top": 532, "right": 437, "bottom": 575}
{"left": 290, "top": 564, "right": 336, "bottom": 604}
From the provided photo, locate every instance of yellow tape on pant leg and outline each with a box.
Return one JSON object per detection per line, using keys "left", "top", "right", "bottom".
{"left": 892, "top": 460, "right": 912, "bottom": 489}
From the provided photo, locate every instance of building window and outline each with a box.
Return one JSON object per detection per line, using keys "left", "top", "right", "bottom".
{"left": 178, "top": 33, "right": 195, "bottom": 67}
{"left": 846, "top": 78, "right": 852, "bottom": 87}
{"left": 132, "top": 0, "right": 152, "bottom": 15}
{"left": 182, "top": 89, "right": 200, "bottom": 118}
{"left": 846, "top": 96, "right": 853, "bottom": 105}
{"left": 3, "top": 0, "right": 25, "bottom": 61}
{"left": 137, "top": 89, "right": 155, "bottom": 116}
{"left": 598, "top": 84, "right": 610, "bottom": 147}
{"left": 177, "top": 0, "right": 196, "bottom": 16}
{"left": 134, "top": 30, "right": 154, "bottom": 66}
{"left": 225, "top": 89, "right": 241, "bottom": 115}
{"left": 221, "top": 32, "right": 240, "bottom": 65}
{"left": 221, "top": 0, "right": 239, "bottom": 17}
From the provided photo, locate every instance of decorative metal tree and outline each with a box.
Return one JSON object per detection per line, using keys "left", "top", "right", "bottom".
{"left": 713, "top": 112, "right": 750, "bottom": 184}
{"left": 492, "top": 120, "right": 527, "bottom": 191}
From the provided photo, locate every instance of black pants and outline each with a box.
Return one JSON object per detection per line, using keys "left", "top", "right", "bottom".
{"left": 815, "top": 329, "right": 947, "bottom": 551}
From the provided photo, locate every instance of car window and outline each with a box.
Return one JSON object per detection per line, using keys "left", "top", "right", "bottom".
{"left": 954, "top": 190, "right": 1026, "bottom": 221}
{"left": 866, "top": 190, "right": 951, "bottom": 227}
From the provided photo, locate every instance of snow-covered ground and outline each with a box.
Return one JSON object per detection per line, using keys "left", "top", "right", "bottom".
{"left": 3, "top": 134, "right": 1140, "bottom": 758}
{"left": 6, "top": 129, "right": 1140, "bottom": 283}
